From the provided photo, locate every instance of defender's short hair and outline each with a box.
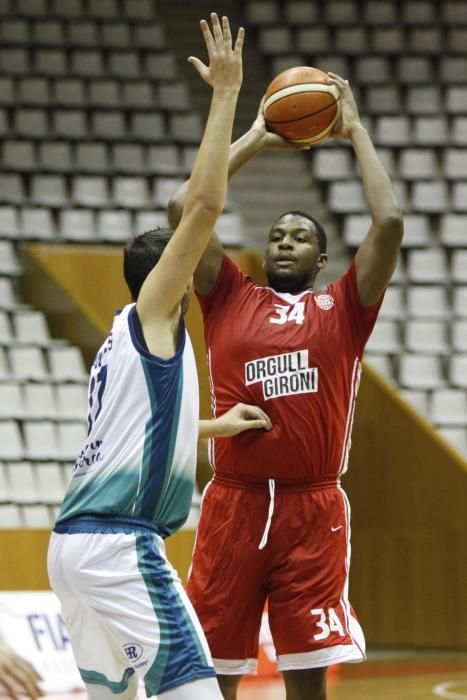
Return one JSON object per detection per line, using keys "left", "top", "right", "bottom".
{"left": 123, "top": 228, "right": 173, "bottom": 301}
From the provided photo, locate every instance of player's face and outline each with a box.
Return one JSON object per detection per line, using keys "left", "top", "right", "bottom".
{"left": 264, "top": 214, "right": 327, "bottom": 293}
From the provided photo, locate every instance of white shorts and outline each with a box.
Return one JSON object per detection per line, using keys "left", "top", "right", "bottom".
{"left": 47, "top": 516, "right": 218, "bottom": 698}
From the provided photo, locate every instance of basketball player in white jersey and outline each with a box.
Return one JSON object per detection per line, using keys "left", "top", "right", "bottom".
{"left": 47, "top": 15, "right": 265, "bottom": 700}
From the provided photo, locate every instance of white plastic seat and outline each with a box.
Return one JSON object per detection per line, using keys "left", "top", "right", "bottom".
{"left": 39, "top": 141, "right": 73, "bottom": 172}
{"left": 122, "top": 0, "right": 153, "bottom": 20}
{"left": 343, "top": 214, "right": 371, "bottom": 247}
{"left": 0, "top": 420, "right": 24, "bottom": 461}
{"left": 59, "top": 209, "right": 96, "bottom": 241}
{"left": 366, "top": 320, "right": 401, "bottom": 353}
{"left": 145, "top": 53, "right": 178, "bottom": 80}
{"left": 54, "top": 78, "right": 86, "bottom": 107}
{"left": 396, "top": 57, "right": 431, "bottom": 85}
{"left": 170, "top": 114, "right": 203, "bottom": 144}
{"left": 9, "top": 346, "right": 49, "bottom": 381}
{"left": 366, "top": 85, "right": 402, "bottom": 114}
{"left": 443, "top": 150, "right": 467, "bottom": 179}
{"left": 400, "top": 389, "right": 429, "bottom": 418}
{"left": 413, "top": 116, "right": 449, "bottom": 146}
{"left": 48, "top": 346, "right": 87, "bottom": 382}
{"left": 215, "top": 212, "right": 244, "bottom": 247}
{"left": 91, "top": 112, "right": 126, "bottom": 141}
{"left": 72, "top": 176, "right": 109, "bottom": 207}
{"left": 0, "top": 278, "right": 17, "bottom": 310}
{"left": 363, "top": 353, "right": 394, "bottom": 382}
{"left": 452, "top": 183, "right": 467, "bottom": 213}
{"left": 88, "top": 79, "right": 120, "bottom": 108}
{"left": 0, "top": 310, "right": 13, "bottom": 344}
{"left": 335, "top": 27, "right": 368, "bottom": 55}
{"left": 133, "top": 24, "right": 166, "bottom": 50}
{"left": 23, "top": 420, "right": 59, "bottom": 460}
{"left": 97, "top": 210, "right": 132, "bottom": 243}
{"left": 158, "top": 83, "right": 190, "bottom": 111}
{"left": 379, "top": 287, "right": 405, "bottom": 320}
{"left": 437, "top": 427, "right": 467, "bottom": 459}
{"left": 452, "top": 251, "right": 467, "bottom": 284}
{"left": 326, "top": 1, "right": 359, "bottom": 24}
{"left": 371, "top": 27, "right": 404, "bottom": 54}
{"left": 23, "top": 383, "right": 57, "bottom": 420}
{"left": 13, "top": 310, "right": 51, "bottom": 345}
{"left": 134, "top": 211, "right": 169, "bottom": 234}
{"left": 431, "top": 389, "right": 467, "bottom": 427}
{"left": 153, "top": 178, "right": 184, "bottom": 208}
{"left": 0, "top": 347, "right": 11, "bottom": 381}
{"left": 411, "top": 181, "right": 449, "bottom": 213}
{"left": 112, "top": 177, "right": 149, "bottom": 209}
{"left": 296, "top": 27, "right": 330, "bottom": 54}
{"left": 14, "top": 108, "right": 49, "bottom": 137}
{"left": 6, "top": 462, "right": 37, "bottom": 503}
{"left": 374, "top": 116, "right": 411, "bottom": 146}
{"left": 407, "top": 86, "right": 442, "bottom": 115}
{"left": 20, "top": 207, "right": 56, "bottom": 240}
{"left": 36, "top": 462, "right": 66, "bottom": 503}
{"left": 112, "top": 144, "right": 145, "bottom": 174}
{"left": 31, "top": 175, "right": 67, "bottom": 207}
{"left": 402, "top": 1, "right": 436, "bottom": 25}
{"left": 71, "top": 49, "right": 104, "bottom": 77}
{"left": 53, "top": 109, "right": 87, "bottom": 139}
{"left": 57, "top": 421, "right": 87, "bottom": 462}
{"left": 399, "top": 149, "right": 438, "bottom": 180}
{"left": 406, "top": 286, "right": 449, "bottom": 320}
{"left": 0, "top": 241, "right": 21, "bottom": 276}
{"left": 122, "top": 81, "right": 153, "bottom": 109}
{"left": 108, "top": 51, "right": 140, "bottom": 79}
{"left": 355, "top": 57, "right": 390, "bottom": 85}
{"left": 439, "top": 57, "right": 467, "bottom": 84}
{"left": 0, "top": 505, "right": 22, "bottom": 528}
{"left": 449, "top": 354, "right": 467, "bottom": 388}
{"left": 284, "top": 1, "right": 318, "bottom": 24}
{"left": 447, "top": 87, "right": 467, "bottom": 114}
{"left": 453, "top": 287, "right": 467, "bottom": 318}
{"left": 313, "top": 148, "right": 354, "bottom": 181}
{"left": 55, "top": 384, "right": 88, "bottom": 420}
{"left": 405, "top": 320, "right": 447, "bottom": 354}
{"left": 452, "top": 321, "right": 467, "bottom": 352}
{"left": 75, "top": 143, "right": 109, "bottom": 173}
{"left": 147, "top": 145, "right": 180, "bottom": 176}
{"left": 400, "top": 214, "right": 432, "bottom": 247}
{"left": 2, "top": 140, "right": 36, "bottom": 170}
{"left": 440, "top": 215, "right": 467, "bottom": 247}
{"left": 258, "top": 27, "right": 293, "bottom": 54}
{"left": 452, "top": 118, "right": 467, "bottom": 146}
{"left": 328, "top": 181, "right": 366, "bottom": 214}
{"left": 0, "top": 174, "right": 26, "bottom": 205}
{"left": 398, "top": 354, "right": 444, "bottom": 389}
{"left": 0, "top": 383, "right": 24, "bottom": 419}
{"left": 131, "top": 112, "right": 165, "bottom": 142}
{"left": 409, "top": 28, "right": 442, "bottom": 54}
{"left": 22, "top": 505, "right": 52, "bottom": 528}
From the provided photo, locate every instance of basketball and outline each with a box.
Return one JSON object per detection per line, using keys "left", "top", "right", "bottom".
{"left": 263, "top": 66, "right": 341, "bottom": 145}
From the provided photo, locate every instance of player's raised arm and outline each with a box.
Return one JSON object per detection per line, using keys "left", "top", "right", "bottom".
{"left": 168, "top": 99, "right": 300, "bottom": 295}
{"left": 136, "top": 14, "right": 243, "bottom": 326}
{"left": 329, "top": 73, "right": 404, "bottom": 306}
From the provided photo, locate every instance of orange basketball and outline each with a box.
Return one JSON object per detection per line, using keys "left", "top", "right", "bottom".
{"left": 263, "top": 66, "right": 341, "bottom": 145}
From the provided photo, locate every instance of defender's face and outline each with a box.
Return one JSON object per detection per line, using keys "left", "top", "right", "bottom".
{"left": 264, "top": 214, "right": 326, "bottom": 293}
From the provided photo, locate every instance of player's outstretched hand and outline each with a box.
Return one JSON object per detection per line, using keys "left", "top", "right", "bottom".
{"left": 327, "top": 72, "right": 362, "bottom": 140}
{"left": 215, "top": 403, "right": 273, "bottom": 437}
{"left": 253, "top": 97, "right": 310, "bottom": 150}
{"left": 0, "top": 641, "right": 43, "bottom": 700}
{"left": 188, "top": 13, "right": 244, "bottom": 94}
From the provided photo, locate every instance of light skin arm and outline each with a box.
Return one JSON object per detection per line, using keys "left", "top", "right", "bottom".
{"left": 136, "top": 14, "right": 244, "bottom": 357}
{"left": 198, "top": 403, "right": 272, "bottom": 439}
{"left": 328, "top": 73, "right": 404, "bottom": 306}
{"left": 168, "top": 101, "right": 304, "bottom": 295}
{"left": 0, "top": 641, "right": 42, "bottom": 700}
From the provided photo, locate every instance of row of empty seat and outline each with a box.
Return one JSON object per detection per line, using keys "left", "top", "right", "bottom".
{"left": 0, "top": 0, "right": 158, "bottom": 20}
{"left": 0, "top": 109, "right": 201, "bottom": 141}
{"left": 246, "top": 1, "right": 467, "bottom": 27}
{"left": 0, "top": 344, "right": 87, "bottom": 382}
{"left": 0, "top": 419, "right": 86, "bottom": 461}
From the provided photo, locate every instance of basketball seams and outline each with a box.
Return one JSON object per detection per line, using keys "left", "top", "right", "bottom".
{"left": 264, "top": 82, "right": 340, "bottom": 112}
{"left": 264, "top": 99, "right": 338, "bottom": 126}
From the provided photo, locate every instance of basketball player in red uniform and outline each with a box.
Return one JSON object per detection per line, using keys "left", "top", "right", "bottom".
{"left": 168, "top": 73, "right": 403, "bottom": 700}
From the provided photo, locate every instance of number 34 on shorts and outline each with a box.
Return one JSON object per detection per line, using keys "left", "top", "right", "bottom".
{"left": 311, "top": 608, "right": 345, "bottom": 641}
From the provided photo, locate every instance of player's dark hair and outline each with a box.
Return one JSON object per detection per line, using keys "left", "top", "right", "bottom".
{"left": 123, "top": 228, "right": 173, "bottom": 301}
{"left": 277, "top": 210, "right": 327, "bottom": 254}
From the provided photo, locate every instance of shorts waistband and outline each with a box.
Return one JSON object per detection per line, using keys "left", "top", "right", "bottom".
{"left": 212, "top": 472, "right": 339, "bottom": 493}
{"left": 54, "top": 514, "right": 162, "bottom": 536}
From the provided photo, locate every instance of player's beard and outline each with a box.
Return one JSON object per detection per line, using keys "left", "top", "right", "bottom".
{"left": 266, "top": 268, "right": 311, "bottom": 294}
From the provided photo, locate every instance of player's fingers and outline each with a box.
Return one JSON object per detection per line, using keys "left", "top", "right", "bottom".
{"left": 234, "top": 26, "right": 245, "bottom": 53}
{"left": 1, "top": 677, "right": 19, "bottom": 700}
{"left": 199, "top": 18, "right": 215, "bottom": 55}
{"left": 221, "top": 15, "right": 232, "bottom": 47}
{"left": 210, "top": 12, "right": 223, "bottom": 44}
{"left": 187, "top": 56, "right": 208, "bottom": 79}
{"left": 241, "top": 405, "right": 273, "bottom": 429}
{"left": 242, "top": 419, "right": 271, "bottom": 431}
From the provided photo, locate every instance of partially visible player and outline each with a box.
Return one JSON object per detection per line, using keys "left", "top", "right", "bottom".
{"left": 47, "top": 14, "right": 248, "bottom": 700}
{"left": 168, "top": 74, "right": 404, "bottom": 700}
{"left": 0, "top": 641, "right": 42, "bottom": 700}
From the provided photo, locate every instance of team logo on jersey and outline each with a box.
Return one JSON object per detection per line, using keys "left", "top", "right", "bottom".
{"left": 123, "top": 643, "right": 143, "bottom": 662}
{"left": 245, "top": 349, "right": 318, "bottom": 400}
{"left": 314, "top": 293, "right": 334, "bottom": 310}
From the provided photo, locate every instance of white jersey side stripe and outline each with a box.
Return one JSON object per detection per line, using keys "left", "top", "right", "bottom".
{"left": 207, "top": 347, "right": 217, "bottom": 472}
{"left": 338, "top": 357, "right": 361, "bottom": 476}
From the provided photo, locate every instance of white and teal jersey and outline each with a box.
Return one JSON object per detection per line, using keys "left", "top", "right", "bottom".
{"left": 56, "top": 304, "right": 199, "bottom": 538}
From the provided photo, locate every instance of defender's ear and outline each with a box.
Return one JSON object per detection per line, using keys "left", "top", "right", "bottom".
{"left": 317, "top": 254, "right": 328, "bottom": 269}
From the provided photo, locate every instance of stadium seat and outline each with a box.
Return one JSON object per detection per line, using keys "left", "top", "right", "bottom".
{"left": 453, "top": 287, "right": 467, "bottom": 318}
{"left": 153, "top": 177, "right": 184, "bottom": 208}
{"left": 14, "top": 108, "right": 49, "bottom": 138}
{"left": 75, "top": 143, "right": 109, "bottom": 173}
{"left": 379, "top": 286, "right": 406, "bottom": 320}
{"left": 57, "top": 421, "right": 87, "bottom": 461}
{"left": 0, "top": 278, "right": 17, "bottom": 310}
{"left": 0, "top": 48, "right": 29, "bottom": 74}
{"left": 439, "top": 57, "right": 467, "bottom": 84}
{"left": 91, "top": 111, "right": 126, "bottom": 141}
{"left": 431, "top": 389, "right": 467, "bottom": 426}
{"left": 364, "top": 353, "right": 394, "bottom": 382}
{"left": 0, "top": 421, "right": 24, "bottom": 461}
{"left": 407, "top": 86, "right": 442, "bottom": 115}
{"left": 88, "top": 80, "right": 120, "bottom": 108}
{"left": 35, "top": 49, "right": 67, "bottom": 76}
{"left": 440, "top": 215, "right": 467, "bottom": 247}
{"left": 374, "top": 116, "right": 412, "bottom": 146}
{"left": 131, "top": 112, "right": 165, "bottom": 142}
{"left": 48, "top": 346, "right": 87, "bottom": 382}
{"left": 450, "top": 355, "right": 467, "bottom": 388}
{"left": 0, "top": 206, "right": 19, "bottom": 238}
{"left": 284, "top": 1, "right": 318, "bottom": 24}
{"left": 401, "top": 1, "right": 436, "bottom": 25}
{"left": 400, "top": 389, "right": 430, "bottom": 418}
{"left": 0, "top": 347, "right": 10, "bottom": 380}
{"left": 366, "top": 320, "right": 401, "bottom": 353}
{"left": 245, "top": 1, "right": 280, "bottom": 25}
{"left": 53, "top": 78, "right": 86, "bottom": 106}
{"left": 12, "top": 310, "right": 50, "bottom": 345}
{"left": 170, "top": 113, "right": 203, "bottom": 144}
{"left": 22, "top": 505, "right": 53, "bottom": 529}
{"left": 113, "top": 177, "right": 149, "bottom": 208}
{"left": 53, "top": 109, "right": 87, "bottom": 139}
{"left": 366, "top": 85, "right": 402, "bottom": 114}
{"left": 452, "top": 183, "right": 467, "bottom": 213}
{"left": 134, "top": 210, "right": 169, "bottom": 234}
{"left": 325, "top": 1, "right": 359, "bottom": 25}
{"left": 407, "top": 249, "right": 448, "bottom": 284}
{"left": 56, "top": 384, "right": 88, "bottom": 420}
{"left": 145, "top": 52, "right": 178, "bottom": 80}
{"left": 31, "top": 174, "right": 67, "bottom": 207}
{"left": 3, "top": 141, "right": 36, "bottom": 171}
{"left": 108, "top": 51, "right": 140, "bottom": 79}
{"left": 122, "top": 81, "right": 153, "bottom": 109}
{"left": 0, "top": 240, "right": 21, "bottom": 276}
{"left": 447, "top": 87, "right": 467, "bottom": 114}
{"left": 0, "top": 383, "right": 24, "bottom": 420}
{"left": 312, "top": 148, "right": 354, "bottom": 181}
{"left": 371, "top": 27, "right": 404, "bottom": 54}
{"left": 87, "top": 0, "right": 118, "bottom": 19}
{"left": 9, "top": 346, "right": 49, "bottom": 381}
{"left": 7, "top": 463, "right": 38, "bottom": 504}
{"left": 158, "top": 83, "right": 190, "bottom": 111}
{"left": 442, "top": 2, "right": 467, "bottom": 24}
{"left": 411, "top": 180, "right": 449, "bottom": 213}
{"left": 355, "top": 57, "right": 390, "bottom": 85}
{"left": 0, "top": 77, "right": 14, "bottom": 105}
{"left": 23, "top": 383, "right": 57, "bottom": 420}
{"left": 328, "top": 181, "right": 367, "bottom": 213}
{"left": 32, "top": 19, "right": 64, "bottom": 45}
{"left": 133, "top": 24, "right": 166, "bottom": 50}
{"left": 122, "top": 0, "right": 154, "bottom": 20}
{"left": 36, "top": 462, "right": 67, "bottom": 503}
{"left": 18, "top": 77, "right": 50, "bottom": 105}
{"left": 20, "top": 207, "right": 56, "bottom": 240}
{"left": 259, "top": 27, "right": 293, "bottom": 54}
{"left": 0, "top": 18, "right": 29, "bottom": 43}
{"left": 409, "top": 28, "right": 442, "bottom": 54}
{"left": 399, "top": 353, "right": 444, "bottom": 390}
{"left": 67, "top": 20, "right": 98, "bottom": 46}
{"left": 71, "top": 50, "right": 104, "bottom": 77}
{"left": 399, "top": 214, "right": 432, "bottom": 247}
{"left": 112, "top": 145, "right": 145, "bottom": 174}
{"left": 72, "top": 176, "right": 109, "bottom": 208}
{"left": 335, "top": 27, "right": 368, "bottom": 55}
{"left": 97, "top": 210, "right": 132, "bottom": 242}
{"left": 405, "top": 320, "right": 448, "bottom": 354}
{"left": 147, "top": 145, "right": 180, "bottom": 175}
{"left": 396, "top": 57, "right": 432, "bottom": 85}
{"left": 452, "top": 321, "right": 467, "bottom": 352}
{"left": 399, "top": 149, "right": 438, "bottom": 180}
{"left": 39, "top": 142, "right": 73, "bottom": 172}
{"left": 406, "top": 286, "right": 449, "bottom": 320}
{"left": 296, "top": 27, "right": 330, "bottom": 54}
{"left": 59, "top": 209, "right": 96, "bottom": 241}
{"left": 437, "top": 427, "right": 467, "bottom": 458}
{"left": 413, "top": 116, "right": 449, "bottom": 146}
{"left": 443, "top": 150, "right": 467, "bottom": 179}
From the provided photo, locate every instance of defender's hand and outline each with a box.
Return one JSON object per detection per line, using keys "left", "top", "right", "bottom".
{"left": 188, "top": 13, "right": 244, "bottom": 94}
{"left": 327, "top": 72, "right": 362, "bottom": 140}
{"left": 215, "top": 403, "right": 273, "bottom": 437}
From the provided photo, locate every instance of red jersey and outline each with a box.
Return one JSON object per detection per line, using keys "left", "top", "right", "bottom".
{"left": 198, "top": 254, "right": 382, "bottom": 484}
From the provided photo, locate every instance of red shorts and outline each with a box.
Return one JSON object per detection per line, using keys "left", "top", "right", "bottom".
{"left": 187, "top": 475, "right": 365, "bottom": 674}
